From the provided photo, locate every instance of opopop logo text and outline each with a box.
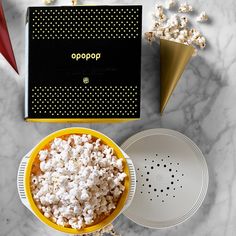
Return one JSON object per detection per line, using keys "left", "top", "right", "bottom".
{"left": 71, "top": 53, "right": 101, "bottom": 61}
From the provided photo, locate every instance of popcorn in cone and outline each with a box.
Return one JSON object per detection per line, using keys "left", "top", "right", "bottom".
{"left": 160, "top": 38, "right": 194, "bottom": 113}
{"left": 0, "top": 1, "right": 18, "bottom": 73}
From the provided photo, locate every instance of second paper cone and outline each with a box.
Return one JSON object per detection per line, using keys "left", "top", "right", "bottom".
{"left": 160, "top": 39, "right": 194, "bottom": 114}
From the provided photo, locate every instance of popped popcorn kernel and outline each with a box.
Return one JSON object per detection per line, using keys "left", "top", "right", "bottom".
{"left": 145, "top": 32, "right": 155, "bottom": 43}
{"left": 156, "top": 5, "right": 164, "bottom": 14}
{"left": 166, "top": 0, "right": 176, "bottom": 9}
{"left": 178, "top": 2, "right": 193, "bottom": 13}
{"left": 196, "top": 11, "right": 209, "bottom": 22}
{"left": 43, "top": 0, "right": 54, "bottom": 4}
{"left": 179, "top": 16, "right": 188, "bottom": 28}
{"left": 72, "top": 0, "right": 78, "bottom": 6}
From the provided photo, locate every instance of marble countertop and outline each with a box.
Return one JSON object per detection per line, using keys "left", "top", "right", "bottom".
{"left": 1, "top": 0, "right": 236, "bottom": 235}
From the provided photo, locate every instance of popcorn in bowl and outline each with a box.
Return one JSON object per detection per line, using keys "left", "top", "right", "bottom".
{"left": 30, "top": 132, "right": 128, "bottom": 231}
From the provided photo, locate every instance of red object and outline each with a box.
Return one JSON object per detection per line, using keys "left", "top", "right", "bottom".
{"left": 0, "top": 1, "right": 18, "bottom": 73}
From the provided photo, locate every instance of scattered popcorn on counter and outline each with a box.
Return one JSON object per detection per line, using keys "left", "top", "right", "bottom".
{"left": 196, "top": 11, "right": 209, "bottom": 22}
{"left": 145, "top": 0, "right": 209, "bottom": 55}
{"left": 71, "top": 0, "right": 78, "bottom": 6}
{"left": 178, "top": 2, "right": 193, "bottom": 13}
{"left": 31, "top": 134, "right": 127, "bottom": 230}
{"left": 43, "top": 0, "right": 54, "bottom": 4}
{"left": 91, "top": 224, "right": 121, "bottom": 236}
{"left": 43, "top": 0, "right": 78, "bottom": 5}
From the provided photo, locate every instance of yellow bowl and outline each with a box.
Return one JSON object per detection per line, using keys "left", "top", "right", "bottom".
{"left": 24, "top": 127, "right": 130, "bottom": 234}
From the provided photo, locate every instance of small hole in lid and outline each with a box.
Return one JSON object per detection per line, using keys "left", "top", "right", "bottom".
{"left": 164, "top": 165, "right": 166, "bottom": 167}
{"left": 160, "top": 189, "right": 163, "bottom": 192}
{"left": 140, "top": 191, "right": 143, "bottom": 194}
{"left": 166, "top": 193, "right": 168, "bottom": 196}
{"left": 177, "top": 179, "right": 179, "bottom": 182}
{"left": 180, "top": 186, "right": 183, "bottom": 188}
{"left": 145, "top": 166, "right": 147, "bottom": 168}
{"left": 154, "top": 188, "right": 157, "bottom": 191}
{"left": 177, "top": 163, "right": 179, "bottom": 165}
{"left": 182, "top": 174, "right": 184, "bottom": 176}
{"left": 176, "top": 170, "right": 178, "bottom": 172}
{"left": 137, "top": 168, "right": 139, "bottom": 171}
{"left": 162, "top": 200, "right": 164, "bottom": 202}
{"left": 147, "top": 172, "right": 150, "bottom": 175}
{"left": 156, "top": 154, "right": 158, "bottom": 156}
{"left": 171, "top": 182, "right": 174, "bottom": 184}
{"left": 149, "top": 185, "right": 151, "bottom": 188}
{"left": 173, "top": 196, "right": 175, "bottom": 198}
{"left": 148, "top": 191, "right": 150, "bottom": 194}
{"left": 172, "top": 175, "right": 174, "bottom": 178}
{"left": 169, "top": 169, "right": 172, "bottom": 172}
{"left": 157, "top": 164, "right": 160, "bottom": 167}
{"left": 141, "top": 175, "right": 143, "bottom": 177}
{"left": 151, "top": 166, "right": 154, "bottom": 169}
{"left": 142, "top": 184, "right": 144, "bottom": 186}
{"left": 170, "top": 163, "right": 172, "bottom": 165}
{"left": 161, "top": 159, "right": 164, "bottom": 161}
{"left": 150, "top": 199, "right": 152, "bottom": 201}
{"left": 146, "top": 178, "right": 149, "bottom": 182}
{"left": 145, "top": 158, "right": 147, "bottom": 161}
{"left": 157, "top": 195, "right": 159, "bottom": 197}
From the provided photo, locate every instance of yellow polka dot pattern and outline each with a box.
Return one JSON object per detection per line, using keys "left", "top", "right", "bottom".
{"left": 31, "top": 86, "right": 139, "bottom": 117}
{"left": 31, "top": 7, "right": 141, "bottom": 40}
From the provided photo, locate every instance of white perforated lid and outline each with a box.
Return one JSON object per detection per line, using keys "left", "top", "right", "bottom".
{"left": 121, "top": 128, "right": 208, "bottom": 229}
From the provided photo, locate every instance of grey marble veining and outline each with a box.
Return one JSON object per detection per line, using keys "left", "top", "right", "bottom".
{"left": 0, "top": 0, "right": 236, "bottom": 235}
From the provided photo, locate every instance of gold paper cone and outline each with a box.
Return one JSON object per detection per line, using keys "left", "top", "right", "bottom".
{"left": 160, "top": 38, "right": 194, "bottom": 114}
